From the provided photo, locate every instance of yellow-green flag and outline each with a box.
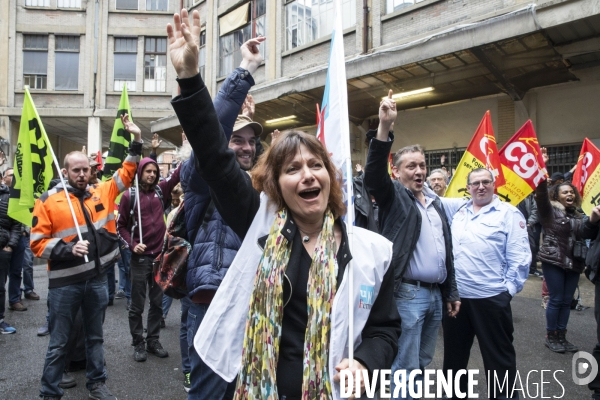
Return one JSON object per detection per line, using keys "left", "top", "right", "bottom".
{"left": 8, "top": 88, "right": 55, "bottom": 226}
{"left": 102, "top": 85, "right": 133, "bottom": 180}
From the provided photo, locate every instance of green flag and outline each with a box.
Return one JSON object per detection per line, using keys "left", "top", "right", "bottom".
{"left": 8, "top": 88, "right": 55, "bottom": 226}
{"left": 102, "top": 85, "right": 133, "bottom": 180}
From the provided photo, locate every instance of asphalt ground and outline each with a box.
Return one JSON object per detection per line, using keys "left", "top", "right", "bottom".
{"left": 0, "top": 262, "right": 597, "bottom": 400}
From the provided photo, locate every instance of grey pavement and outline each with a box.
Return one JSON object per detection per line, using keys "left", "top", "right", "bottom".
{"left": 0, "top": 263, "right": 598, "bottom": 399}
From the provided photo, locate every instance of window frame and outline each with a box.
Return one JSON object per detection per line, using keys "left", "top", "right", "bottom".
{"left": 54, "top": 35, "right": 80, "bottom": 91}
{"left": 199, "top": 29, "right": 206, "bottom": 80}
{"left": 386, "top": 0, "right": 427, "bottom": 14}
{"left": 143, "top": 37, "right": 167, "bottom": 92}
{"left": 114, "top": 37, "right": 138, "bottom": 92}
{"left": 23, "top": 34, "right": 49, "bottom": 90}
{"left": 115, "top": 0, "right": 138, "bottom": 11}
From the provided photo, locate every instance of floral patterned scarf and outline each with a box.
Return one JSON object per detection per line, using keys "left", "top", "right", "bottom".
{"left": 234, "top": 208, "right": 338, "bottom": 400}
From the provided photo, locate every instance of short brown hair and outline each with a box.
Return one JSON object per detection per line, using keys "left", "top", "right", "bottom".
{"left": 393, "top": 145, "right": 424, "bottom": 168}
{"left": 251, "top": 130, "right": 346, "bottom": 219}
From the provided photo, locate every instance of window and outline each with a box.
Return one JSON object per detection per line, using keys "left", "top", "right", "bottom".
{"left": 146, "top": 0, "right": 167, "bottom": 11}
{"left": 386, "top": 0, "right": 426, "bottom": 13}
{"left": 116, "top": 0, "right": 138, "bottom": 10}
{"left": 218, "top": 0, "right": 267, "bottom": 78}
{"left": 25, "top": 0, "right": 49, "bottom": 6}
{"left": 55, "top": 36, "right": 80, "bottom": 90}
{"left": 23, "top": 35, "right": 48, "bottom": 90}
{"left": 199, "top": 30, "right": 206, "bottom": 80}
{"left": 114, "top": 38, "right": 137, "bottom": 91}
{"left": 144, "top": 37, "right": 167, "bottom": 92}
{"left": 285, "top": 0, "right": 356, "bottom": 51}
{"left": 57, "top": 0, "right": 81, "bottom": 7}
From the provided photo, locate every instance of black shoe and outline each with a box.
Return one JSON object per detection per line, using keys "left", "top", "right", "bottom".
{"left": 545, "top": 330, "right": 565, "bottom": 353}
{"left": 88, "top": 381, "right": 116, "bottom": 400}
{"left": 558, "top": 329, "right": 579, "bottom": 352}
{"left": 42, "top": 397, "right": 61, "bottom": 400}
{"left": 107, "top": 299, "right": 114, "bottom": 306}
{"left": 160, "top": 317, "right": 166, "bottom": 329}
{"left": 530, "top": 269, "right": 544, "bottom": 278}
{"left": 133, "top": 342, "right": 147, "bottom": 362}
{"left": 59, "top": 372, "right": 76, "bottom": 389}
{"left": 147, "top": 340, "right": 168, "bottom": 358}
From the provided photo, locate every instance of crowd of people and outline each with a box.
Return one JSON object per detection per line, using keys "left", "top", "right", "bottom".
{"left": 1, "top": 8, "right": 600, "bottom": 400}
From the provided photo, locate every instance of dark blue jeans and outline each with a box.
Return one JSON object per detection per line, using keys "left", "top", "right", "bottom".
{"left": 22, "top": 241, "right": 34, "bottom": 294}
{"left": 107, "top": 263, "right": 115, "bottom": 301}
{"left": 40, "top": 272, "right": 109, "bottom": 398}
{"left": 8, "top": 234, "right": 27, "bottom": 305}
{"left": 118, "top": 247, "right": 131, "bottom": 299}
{"left": 541, "top": 262, "right": 580, "bottom": 331}
{"left": 180, "top": 296, "right": 192, "bottom": 373}
{"left": 187, "top": 302, "right": 236, "bottom": 400}
{"left": 0, "top": 250, "right": 12, "bottom": 321}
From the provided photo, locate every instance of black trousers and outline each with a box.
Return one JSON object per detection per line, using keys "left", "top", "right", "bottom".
{"left": 589, "top": 281, "right": 600, "bottom": 398}
{"left": 128, "top": 254, "right": 163, "bottom": 346}
{"left": 442, "top": 291, "right": 518, "bottom": 400}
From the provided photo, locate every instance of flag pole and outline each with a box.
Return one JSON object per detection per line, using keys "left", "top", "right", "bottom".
{"left": 135, "top": 174, "right": 143, "bottom": 245}
{"left": 28, "top": 88, "right": 89, "bottom": 263}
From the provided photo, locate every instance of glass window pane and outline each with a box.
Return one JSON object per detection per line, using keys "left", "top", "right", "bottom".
{"left": 57, "top": 0, "right": 81, "bottom": 7}
{"left": 55, "top": 52, "right": 79, "bottom": 90}
{"left": 114, "top": 53, "right": 136, "bottom": 80}
{"left": 24, "top": 35, "right": 48, "bottom": 50}
{"left": 157, "top": 38, "right": 167, "bottom": 53}
{"left": 116, "top": 0, "right": 138, "bottom": 10}
{"left": 23, "top": 51, "right": 48, "bottom": 75}
{"left": 25, "top": 0, "right": 50, "bottom": 6}
{"left": 116, "top": 38, "right": 137, "bottom": 53}
{"left": 56, "top": 36, "right": 80, "bottom": 51}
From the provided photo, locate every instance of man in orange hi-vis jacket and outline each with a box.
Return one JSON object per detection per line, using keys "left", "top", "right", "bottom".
{"left": 32, "top": 114, "right": 142, "bottom": 400}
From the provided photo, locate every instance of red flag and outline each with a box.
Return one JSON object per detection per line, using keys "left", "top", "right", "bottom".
{"left": 572, "top": 138, "right": 600, "bottom": 195}
{"left": 95, "top": 151, "right": 103, "bottom": 171}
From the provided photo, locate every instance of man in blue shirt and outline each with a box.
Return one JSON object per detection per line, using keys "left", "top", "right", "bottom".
{"left": 442, "top": 167, "right": 531, "bottom": 400}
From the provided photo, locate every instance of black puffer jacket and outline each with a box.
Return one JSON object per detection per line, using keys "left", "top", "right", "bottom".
{"left": 0, "top": 184, "right": 23, "bottom": 249}
{"left": 535, "top": 180, "right": 585, "bottom": 272}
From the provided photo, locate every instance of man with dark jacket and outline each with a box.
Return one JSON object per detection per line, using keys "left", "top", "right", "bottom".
{"left": 364, "top": 90, "right": 461, "bottom": 399}
{"left": 117, "top": 139, "right": 181, "bottom": 363}
{"left": 179, "top": 39, "right": 263, "bottom": 399}
{"left": 0, "top": 176, "right": 22, "bottom": 334}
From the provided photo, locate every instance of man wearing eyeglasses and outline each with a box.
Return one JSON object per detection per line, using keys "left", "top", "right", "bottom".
{"left": 442, "top": 168, "right": 531, "bottom": 400}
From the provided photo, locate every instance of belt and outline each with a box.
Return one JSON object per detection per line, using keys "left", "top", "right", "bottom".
{"left": 401, "top": 278, "right": 438, "bottom": 288}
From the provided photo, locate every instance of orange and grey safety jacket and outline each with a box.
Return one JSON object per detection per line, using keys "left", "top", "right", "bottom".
{"left": 31, "top": 143, "right": 142, "bottom": 288}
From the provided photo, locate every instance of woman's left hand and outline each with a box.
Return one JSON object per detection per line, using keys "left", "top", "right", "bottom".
{"left": 333, "top": 358, "right": 367, "bottom": 399}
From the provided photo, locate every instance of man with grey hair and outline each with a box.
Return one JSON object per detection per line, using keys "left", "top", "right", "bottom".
{"left": 364, "top": 90, "right": 461, "bottom": 399}
{"left": 442, "top": 167, "right": 530, "bottom": 399}
{"left": 428, "top": 168, "right": 448, "bottom": 197}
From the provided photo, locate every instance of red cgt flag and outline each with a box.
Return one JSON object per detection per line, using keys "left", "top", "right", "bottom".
{"left": 572, "top": 138, "right": 600, "bottom": 214}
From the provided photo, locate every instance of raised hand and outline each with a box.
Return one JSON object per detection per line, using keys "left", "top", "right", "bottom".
{"left": 166, "top": 9, "right": 201, "bottom": 79}
{"left": 590, "top": 205, "right": 600, "bottom": 224}
{"left": 240, "top": 37, "right": 266, "bottom": 75}
{"left": 241, "top": 94, "right": 255, "bottom": 120}
{"left": 121, "top": 113, "right": 142, "bottom": 141}
{"left": 271, "top": 129, "right": 281, "bottom": 144}
{"left": 379, "top": 89, "right": 397, "bottom": 129}
{"left": 152, "top": 133, "right": 163, "bottom": 150}
{"left": 355, "top": 163, "right": 363, "bottom": 173}
{"left": 541, "top": 147, "right": 549, "bottom": 164}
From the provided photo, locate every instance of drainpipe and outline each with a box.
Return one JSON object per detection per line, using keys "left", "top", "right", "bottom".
{"left": 362, "top": 0, "right": 369, "bottom": 54}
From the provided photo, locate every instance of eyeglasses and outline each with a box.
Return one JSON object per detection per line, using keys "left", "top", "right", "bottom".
{"left": 467, "top": 180, "right": 494, "bottom": 187}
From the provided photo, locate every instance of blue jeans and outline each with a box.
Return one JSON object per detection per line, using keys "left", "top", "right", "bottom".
{"left": 40, "top": 272, "right": 109, "bottom": 397}
{"left": 118, "top": 247, "right": 131, "bottom": 299}
{"left": 8, "top": 234, "right": 27, "bottom": 305}
{"left": 107, "top": 263, "right": 116, "bottom": 301}
{"left": 163, "top": 294, "right": 173, "bottom": 318}
{"left": 391, "top": 282, "right": 442, "bottom": 400}
{"left": 180, "top": 296, "right": 192, "bottom": 373}
{"left": 22, "top": 241, "right": 34, "bottom": 293}
{"left": 542, "top": 262, "right": 580, "bottom": 331}
{"left": 187, "top": 302, "right": 236, "bottom": 400}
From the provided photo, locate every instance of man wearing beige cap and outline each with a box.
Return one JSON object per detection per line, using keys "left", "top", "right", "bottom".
{"left": 229, "top": 115, "right": 262, "bottom": 171}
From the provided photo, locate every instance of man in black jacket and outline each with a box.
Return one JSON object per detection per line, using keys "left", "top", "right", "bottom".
{"left": 0, "top": 172, "right": 23, "bottom": 334}
{"left": 364, "top": 90, "right": 462, "bottom": 399}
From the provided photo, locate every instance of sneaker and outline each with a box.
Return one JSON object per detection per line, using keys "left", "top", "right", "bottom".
{"left": 59, "top": 372, "right": 76, "bottom": 389}
{"left": 530, "top": 269, "right": 544, "bottom": 278}
{"left": 25, "top": 291, "right": 40, "bottom": 300}
{"left": 114, "top": 290, "right": 125, "bottom": 299}
{"left": 146, "top": 340, "right": 168, "bottom": 358}
{"left": 37, "top": 320, "right": 50, "bottom": 336}
{"left": 183, "top": 372, "right": 191, "bottom": 393}
{"left": 133, "top": 342, "right": 147, "bottom": 362}
{"left": 160, "top": 317, "right": 166, "bottom": 329}
{"left": 0, "top": 321, "right": 16, "bottom": 334}
{"left": 9, "top": 302, "right": 27, "bottom": 311}
{"left": 88, "top": 381, "right": 116, "bottom": 400}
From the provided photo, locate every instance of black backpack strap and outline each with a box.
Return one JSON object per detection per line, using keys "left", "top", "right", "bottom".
{"left": 155, "top": 185, "right": 164, "bottom": 209}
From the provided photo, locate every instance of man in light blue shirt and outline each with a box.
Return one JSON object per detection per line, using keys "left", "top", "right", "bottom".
{"left": 442, "top": 168, "right": 531, "bottom": 400}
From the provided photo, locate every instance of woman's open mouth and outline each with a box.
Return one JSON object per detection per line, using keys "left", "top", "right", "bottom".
{"left": 299, "top": 188, "right": 321, "bottom": 200}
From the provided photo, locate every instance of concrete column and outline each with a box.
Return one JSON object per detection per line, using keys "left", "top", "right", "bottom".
{"left": 87, "top": 116, "right": 101, "bottom": 156}
{"left": 266, "top": 0, "right": 277, "bottom": 81}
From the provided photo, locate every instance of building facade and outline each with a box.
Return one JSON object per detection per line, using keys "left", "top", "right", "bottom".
{"left": 1, "top": 0, "right": 600, "bottom": 176}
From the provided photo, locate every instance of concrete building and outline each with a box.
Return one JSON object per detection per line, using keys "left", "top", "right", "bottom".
{"left": 149, "top": 0, "right": 600, "bottom": 177}
{"left": 0, "top": 0, "right": 182, "bottom": 172}
{"left": 2, "top": 0, "right": 599, "bottom": 178}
